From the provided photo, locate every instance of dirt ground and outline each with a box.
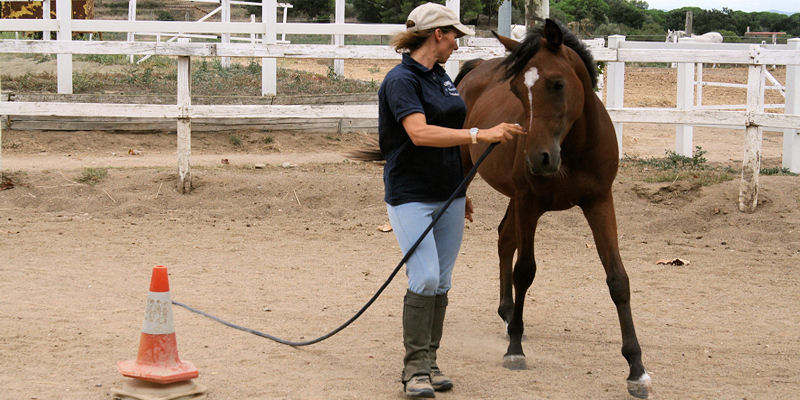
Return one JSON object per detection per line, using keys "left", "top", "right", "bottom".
{"left": 1, "top": 61, "right": 799, "bottom": 400}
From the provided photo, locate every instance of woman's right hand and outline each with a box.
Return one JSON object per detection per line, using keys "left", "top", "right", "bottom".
{"left": 479, "top": 122, "right": 527, "bottom": 143}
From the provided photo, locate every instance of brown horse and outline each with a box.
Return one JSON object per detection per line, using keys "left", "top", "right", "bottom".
{"left": 454, "top": 20, "right": 651, "bottom": 398}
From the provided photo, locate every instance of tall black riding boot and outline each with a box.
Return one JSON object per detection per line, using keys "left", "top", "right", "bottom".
{"left": 429, "top": 293, "right": 453, "bottom": 391}
{"left": 402, "top": 290, "right": 435, "bottom": 398}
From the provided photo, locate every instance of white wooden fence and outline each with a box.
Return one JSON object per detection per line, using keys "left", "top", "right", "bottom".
{"left": 1, "top": 5, "right": 798, "bottom": 211}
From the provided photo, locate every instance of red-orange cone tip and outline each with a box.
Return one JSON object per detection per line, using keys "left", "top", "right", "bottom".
{"left": 149, "top": 265, "right": 170, "bottom": 293}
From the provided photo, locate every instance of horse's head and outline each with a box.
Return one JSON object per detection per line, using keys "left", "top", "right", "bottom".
{"left": 666, "top": 29, "right": 687, "bottom": 43}
{"left": 495, "top": 19, "right": 595, "bottom": 176}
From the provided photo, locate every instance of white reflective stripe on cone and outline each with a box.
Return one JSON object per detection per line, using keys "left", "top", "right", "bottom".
{"left": 141, "top": 291, "right": 175, "bottom": 335}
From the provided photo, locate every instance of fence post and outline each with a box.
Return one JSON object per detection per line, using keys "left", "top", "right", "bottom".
{"left": 606, "top": 34, "right": 625, "bottom": 157}
{"left": 127, "top": 0, "right": 137, "bottom": 63}
{"left": 675, "top": 37, "right": 695, "bottom": 157}
{"left": 221, "top": 0, "right": 231, "bottom": 68}
{"left": 279, "top": 3, "right": 291, "bottom": 42}
{"left": 177, "top": 38, "right": 192, "bottom": 194}
{"left": 497, "top": 0, "right": 511, "bottom": 37}
{"left": 783, "top": 38, "right": 800, "bottom": 173}
{"left": 739, "top": 63, "right": 765, "bottom": 213}
{"left": 444, "top": 0, "right": 460, "bottom": 79}
{"left": 250, "top": 14, "right": 256, "bottom": 43}
{"left": 333, "top": 0, "right": 344, "bottom": 78}
{"left": 56, "top": 0, "right": 73, "bottom": 94}
{"left": 695, "top": 62, "right": 703, "bottom": 107}
{"left": 43, "top": 0, "right": 51, "bottom": 41}
{"left": 261, "top": 0, "right": 277, "bottom": 96}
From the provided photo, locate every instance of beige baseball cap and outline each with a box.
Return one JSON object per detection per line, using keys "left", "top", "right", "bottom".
{"left": 406, "top": 2, "right": 475, "bottom": 37}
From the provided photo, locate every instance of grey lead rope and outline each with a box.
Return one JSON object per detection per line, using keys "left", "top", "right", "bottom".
{"left": 173, "top": 142, "right": 499, "bottom": 346}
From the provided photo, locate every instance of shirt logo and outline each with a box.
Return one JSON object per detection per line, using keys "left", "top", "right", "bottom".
{"left": 442, "top": 80, "right": 460, "bottom": 97}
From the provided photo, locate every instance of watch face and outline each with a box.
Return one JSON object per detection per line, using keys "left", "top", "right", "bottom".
{"left": 469, "top": 127, "right": 478, "bottom": 143}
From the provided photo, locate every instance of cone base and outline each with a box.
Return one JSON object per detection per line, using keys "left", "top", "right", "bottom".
{"left": 118, "top": 359, "right": 199, "bottom": 384}
{"left": 111, "top": 378, "right": 207, "bottom": 400}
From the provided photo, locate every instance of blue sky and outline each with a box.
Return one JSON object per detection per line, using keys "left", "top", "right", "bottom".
{"left": 645, "top": 0, "right": 800, "bottom": 14}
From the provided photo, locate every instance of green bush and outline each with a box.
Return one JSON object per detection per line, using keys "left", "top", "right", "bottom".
{"left": 760, "top": 167, "right": 798, "bottom": 176}
{"left": 77, "top": 168, "right": 108, "bottom": 185}
{"left": 156, "top": 11, "right": 175, "bottom": 21}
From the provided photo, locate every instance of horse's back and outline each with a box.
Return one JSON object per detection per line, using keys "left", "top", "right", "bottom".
{"left": 696, "top": 32, "right": 723, "bottom": 43}
{"left": 457, "top": 58, "right": 508, "bottom": 113}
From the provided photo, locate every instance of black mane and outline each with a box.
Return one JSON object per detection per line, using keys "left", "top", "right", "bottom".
{"left": 499, "top": 19, "right": 597, "bottom": 89}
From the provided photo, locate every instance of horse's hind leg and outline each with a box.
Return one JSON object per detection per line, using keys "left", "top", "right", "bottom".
{"left": 502, "top": 199, "right": 540, "bottom": 370}
{"left": 497, "top": 200, "right": 515, "bottom": 327}
{"left": 582, "top": 194, "right": 651, "bottom": 399}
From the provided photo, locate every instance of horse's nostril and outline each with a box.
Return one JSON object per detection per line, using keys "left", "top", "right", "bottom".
{"left": 539, "top": 152, "right": 550, "bottom": 167}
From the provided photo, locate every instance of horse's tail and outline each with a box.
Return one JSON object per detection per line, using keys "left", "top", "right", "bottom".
{"left": 346, "top": 135, "right": 384, "bottom": 162}
{"left": 454, "top": 58, "right": 484, "bottom": 87}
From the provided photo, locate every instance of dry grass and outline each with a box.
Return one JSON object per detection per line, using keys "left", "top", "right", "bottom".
{"left": 1, "top": 57, "right": 379, "bottom": 97}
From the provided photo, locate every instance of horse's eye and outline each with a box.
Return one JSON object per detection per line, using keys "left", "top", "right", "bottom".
{"left": 552, "top": 80, "right": 565, "bottom": 91}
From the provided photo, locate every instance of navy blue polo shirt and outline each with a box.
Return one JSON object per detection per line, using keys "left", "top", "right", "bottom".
{"left": 378, "top": 53, "right": 467, "bottom": 206}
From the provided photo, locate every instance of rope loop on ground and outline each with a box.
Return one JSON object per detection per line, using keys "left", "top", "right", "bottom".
{"left": 173, "top": 143, "right": 498, "bottom": 346}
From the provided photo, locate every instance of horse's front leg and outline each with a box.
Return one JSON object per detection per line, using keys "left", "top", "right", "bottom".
{"left": 581, "top": 193, "right": 651, "bottom": 399}
{"left": 502, "top": 198, "right": 541, "bottom": 370}
{"left": 496, "top": 200, "right": 515, "bottom": 327}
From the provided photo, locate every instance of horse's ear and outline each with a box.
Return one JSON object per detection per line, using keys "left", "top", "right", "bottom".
{"left": 543, "top": 19, "right": 563, "bottom": 51}
{"left": 491, "top": 30, "right": 519, "bottom": 51}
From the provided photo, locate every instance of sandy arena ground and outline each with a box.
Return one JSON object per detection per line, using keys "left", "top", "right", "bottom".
{"left": 1, "top": 59, "right": 799, "bottom": 399}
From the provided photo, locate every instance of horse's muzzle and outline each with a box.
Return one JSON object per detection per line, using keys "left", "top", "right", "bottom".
{"left": 526, "top": 150, "right": 561, "bottom": 176}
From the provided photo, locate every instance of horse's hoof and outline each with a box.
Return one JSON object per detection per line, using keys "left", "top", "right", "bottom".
{"left": 627, "top": 372, "right": 652, "bottom": 399}
{"left": 502, "top": 355, "right": 527, "bottom": 370}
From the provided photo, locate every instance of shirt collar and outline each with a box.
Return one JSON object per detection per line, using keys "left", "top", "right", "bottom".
{"left": 402, "top": 53, "right": 443, "bottom": 75}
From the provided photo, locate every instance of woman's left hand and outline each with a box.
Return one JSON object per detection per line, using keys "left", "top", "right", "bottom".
{"left": 465, "top": 196, "right": 474, "bottom": 222}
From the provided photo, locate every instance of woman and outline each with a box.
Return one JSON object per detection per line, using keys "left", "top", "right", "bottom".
{"left": 378, "top": 3, "right": 526, "bottom": 397}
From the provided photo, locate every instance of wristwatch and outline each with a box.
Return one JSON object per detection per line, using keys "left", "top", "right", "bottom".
{"left": 469, "top": 127, "right": 479, "bottom": 144}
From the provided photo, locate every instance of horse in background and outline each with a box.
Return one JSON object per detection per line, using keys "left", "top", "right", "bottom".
{"left": 510, "top": 24, "right": 526, "bottom": 41}
{"left": 666, "top": 29, "right": 723, "bottom": 67}
{"left": 454, "top": 19, "right": 651, "bottom": 398}
{"left": 666, "top": 29, "right": 723, "bottom": 43}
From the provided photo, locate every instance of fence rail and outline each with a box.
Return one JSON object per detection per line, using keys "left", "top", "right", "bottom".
{"left": 0, "top": 39, "right": 508, "bottom": 59}
{"left": 1, "top": 12, "right": 798, "bottom": 211}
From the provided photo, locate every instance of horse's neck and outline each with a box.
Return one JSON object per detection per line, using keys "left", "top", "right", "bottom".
{"left": 666, "top": 30, "right": 684, "bottom": 43}
{"left": 567, "top": 73, "right": 610, "bottom": 151}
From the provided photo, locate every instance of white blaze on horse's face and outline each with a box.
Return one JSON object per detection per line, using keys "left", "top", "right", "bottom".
{"left": 524, "top": 67, "right": 539, "bottom": 129}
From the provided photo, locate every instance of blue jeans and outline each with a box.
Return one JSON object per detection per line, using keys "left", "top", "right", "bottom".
{"left": 386, "top": 197, "right": 466, "bottom": 296}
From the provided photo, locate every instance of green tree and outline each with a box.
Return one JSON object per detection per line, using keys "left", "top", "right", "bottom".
{"left": 751, "top": 11, "right": 786, "bottom": 32}
{"left": 350, "top": 0, "right": 383, "bottom": 22}
{"left": 549, "top": 7, "right": 570, "bottom": 24}
{"left": 782, "top": 13, "right": 800, "bottom": 36}
{"left": 351, "top": 0, "right": 484, "bottom": 25}
{"left": 594, "top": 22, "right": 629, "bottom": 37}
{"left": 700, "top": 8, "right": 735, "bottom": 33}
{"left": 293, "top": 0, "right": 334, "bottom": 21}
{"left": 658, "top": 7, "right": 795, "bottom": 37}
{"left": 461, "top": 0, "right": 486, "bottom": 24}
{"left": 644, "top": 8, "right": 667, "bottom": 28}
{"left": 717, "top": 29, "right": 742, "bottom": 42}
{"left": 552, "top": 0, "right": 609, "bottom": 26}
{"left": 636, "top": 20, "right": 666, "bottom": 38}
{"left": 607, "top": 0, "right": 646, "bottom": 29}
{"left": 663, "top": 7, "right": 702, "bottom": 31}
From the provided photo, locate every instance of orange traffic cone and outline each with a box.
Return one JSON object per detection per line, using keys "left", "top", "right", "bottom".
{"left": 117, "top": 265, "right": 199, "bottom": 384}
